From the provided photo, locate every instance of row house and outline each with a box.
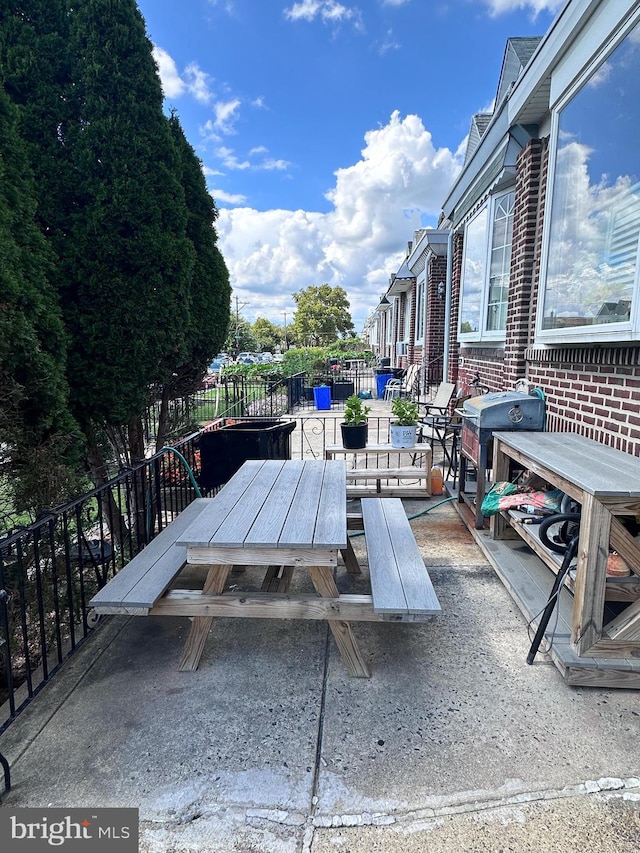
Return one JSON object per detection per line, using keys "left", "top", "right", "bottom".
{"left": 373, "top": 0, "right": 640, "bottom": 452}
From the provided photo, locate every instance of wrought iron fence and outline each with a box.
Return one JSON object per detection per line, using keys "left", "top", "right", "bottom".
{"left": 141, "top": 368, "right": 378, "bottom": 445}
{"left": 290, "top": 415, "right": 393, "bottom": 460}
{"left": 142, "top": 374, "right": 297, "bottom": 446}
{"left": 0, "top": 430, "right": 209, "bottom": 740}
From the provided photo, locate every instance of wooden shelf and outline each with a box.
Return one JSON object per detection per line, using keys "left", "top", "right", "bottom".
{"left": 325, "top": 443, "right": 432, "bottom": 498}
{"left": 504, "top": 510, "right": 640, "bottom": 602}
{"left": 489, "top": 432, "right": 640, "bottom": 683}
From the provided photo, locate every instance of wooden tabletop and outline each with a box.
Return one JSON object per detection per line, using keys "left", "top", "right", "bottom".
{"left": 177, "top": 459, "right": 348, "bottom": 551}
{"left": 492, "top": 431, "right": 640, "bottom": 498}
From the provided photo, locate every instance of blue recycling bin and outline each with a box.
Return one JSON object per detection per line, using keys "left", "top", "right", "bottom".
{"left": 313, "top": 385, "right": 332, "bottom": 410}
{"left": 375, "top": 373, "right": 393, "bottom": 399}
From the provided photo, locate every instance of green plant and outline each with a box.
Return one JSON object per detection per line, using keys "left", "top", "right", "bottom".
{"left": 391, "top": 397, "right": 419, "bottom": 426}
{"left": 343, "top": 394, "right": 370, "bottom": 426}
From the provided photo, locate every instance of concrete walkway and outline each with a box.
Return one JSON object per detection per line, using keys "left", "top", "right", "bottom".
{"left": 1, "top": 495, "right": 639, "bottom": 851}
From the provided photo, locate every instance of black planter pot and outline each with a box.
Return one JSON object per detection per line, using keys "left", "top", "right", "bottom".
{"left": 340, "top": 422, "right": 368, "bottom": 450}
{"left": 333, "top": 381, "right": 355, "bottom": 401}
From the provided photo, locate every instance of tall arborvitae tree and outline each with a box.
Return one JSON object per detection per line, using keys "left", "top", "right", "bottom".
{"left": 61, "top": 0, "right": 195, "bottom": 465}
{"left": 1, "top": 0, "right": 233, "bottom": 501}
{"left": 160, "top": 112, "right": 230, "bottom": 446}
{"left": 0, "top": 83, "right": 83, "bottom": 514}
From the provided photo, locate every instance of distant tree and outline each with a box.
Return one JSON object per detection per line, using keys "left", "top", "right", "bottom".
{"left": 291, "top": 285, "right": 355, "bottom": 345}
{"left": 224, "top": 313, "right": 257, "bottom": 354}
{"left": 0, "top": 83, "right": 83, "bottom": 514}
{"left": 252, "top": 318, "right": 282, "bottom": 352}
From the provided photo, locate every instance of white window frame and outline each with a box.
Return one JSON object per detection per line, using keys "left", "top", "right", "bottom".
{"left": 415, "top": 277, "right": 425, "bottom": 343}
{"left": 458, "top": 189, "right": 515, "bottom": 343}
{"left": 536, "top": 13, "right": 640, "bottom": 345}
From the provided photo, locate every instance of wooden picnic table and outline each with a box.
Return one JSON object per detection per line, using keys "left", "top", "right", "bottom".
{"left": 172, "top": 458, "right": 371, "bottom": 675}
{"left": 91, "top": 459, "right": 441, "bottom": 677}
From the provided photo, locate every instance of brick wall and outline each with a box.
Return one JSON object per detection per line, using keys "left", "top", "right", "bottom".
{"left": 526, "top": 346, "right": 640, "bottom": 454}
{"left": 425, "top": 254, "right": 447, "bottom": 387}
{"left": 503, "top": 139, "right": 544, "bottom": 387}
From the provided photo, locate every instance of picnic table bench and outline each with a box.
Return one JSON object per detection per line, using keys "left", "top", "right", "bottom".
{"left": 361, "top": 498, "right": 441, "bottom": 621}
{"left": 89, "top": 499, "right": 209, "bottom": 615}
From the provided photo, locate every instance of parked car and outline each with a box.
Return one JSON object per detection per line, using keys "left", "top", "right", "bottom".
{"left": 235, "top": 352, "right": 259, "bottom": 364}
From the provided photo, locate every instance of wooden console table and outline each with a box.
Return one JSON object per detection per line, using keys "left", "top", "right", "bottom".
{"left": 325, "top": 443, "right": 432, "bottom": 497}
{"left": 490, "top": 431, "right": 640, "bottom": 688}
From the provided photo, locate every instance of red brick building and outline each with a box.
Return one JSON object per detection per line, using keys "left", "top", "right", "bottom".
{"left": 372, "top": 0, "right": 640, "bottom": 452}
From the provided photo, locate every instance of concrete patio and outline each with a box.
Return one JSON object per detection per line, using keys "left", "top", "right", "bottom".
{"left": 1, "top": 491, "right": 639, "bottom": 851}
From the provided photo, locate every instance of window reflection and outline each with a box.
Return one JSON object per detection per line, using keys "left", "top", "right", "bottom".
{"left": 542, "top": 22, "right": 640, "bottom": 331}
{"left": 460, "top": 207, "right": 487, "bottom": 334}
{"left": 488, "top": 192, "right": 514, "bottom": 332}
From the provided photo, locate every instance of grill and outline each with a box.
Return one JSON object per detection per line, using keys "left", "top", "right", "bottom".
{"left": 459, "top": 391, "right": 545, "bottom": 528}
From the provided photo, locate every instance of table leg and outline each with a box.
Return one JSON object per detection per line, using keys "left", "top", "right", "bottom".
{"left": 178, "top": 563, "right": 232, "bottom": 671}
{"left": 261, "top": 565, "right": 295, "bottom": 592}
{"left": 341, "top": 539, "right": 362, "bottom": 574}
{"left": 308, "top": 565, "right": 370, "bottom": 677}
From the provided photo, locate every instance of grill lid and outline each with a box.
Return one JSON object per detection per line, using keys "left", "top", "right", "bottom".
{"left": 463, "top": 391, "right": 545, "bottom": 430}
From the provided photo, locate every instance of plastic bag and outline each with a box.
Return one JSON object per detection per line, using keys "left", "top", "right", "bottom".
{"left": 480, "top": 481, "right": 563, "bottom": 517}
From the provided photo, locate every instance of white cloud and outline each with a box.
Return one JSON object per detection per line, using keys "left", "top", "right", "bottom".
{"left": 215, "top": 111, "right": 463, "bottom": 328}
{"left": 212, "top": 188, "right": 248, "bottom": 205}
{"left": 482, "top": 0, "right": 564, "bottom": 17}
{"left": 262, "top": 158, "right": 291, "bottom": 171}
{"left": 152, "top": 46, "right": 185, "bottom": 98}
{"left": 152, "top": 47, "right": 214, "bottom": 105}
{"left": 215, "top": 146, "right": 251, "bottom": 170}
{"left": 284, "top": 0, "right": 363, "bottom": 29}
{"left": 184, "top": 63, "right": 213, "bottom": 103}
{"left": 213, "top": 99, "right": 242, "bottom": 135}
{"left": 378, "top": 29, "right": 401, "bottom": 55}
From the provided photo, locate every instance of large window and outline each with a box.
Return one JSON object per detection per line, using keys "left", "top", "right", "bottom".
{"left": 459, "top": 190, "right": 514, "bottom": 339}
{"left": 540, "top": 19, "right": 640, "bottom": 340}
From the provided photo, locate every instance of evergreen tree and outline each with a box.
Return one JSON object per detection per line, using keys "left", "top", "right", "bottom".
{"left": 165, "top": 113, "right": 230, "bottom": 399}
{"left": 0, "top": 83, "right": 82, "bottom": 513}
{"left": 61, "top": 0, "right": 195, "bottom": 461}
{"left": 0, "top": 0, "right": 75, "bottom": 270}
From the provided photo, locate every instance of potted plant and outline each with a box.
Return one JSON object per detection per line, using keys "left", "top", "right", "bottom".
{"left": 340, "top": 394, "right": 370, "bottom": 449}
{"left": 390, "top": 397, "right": 419, "bottom": 448}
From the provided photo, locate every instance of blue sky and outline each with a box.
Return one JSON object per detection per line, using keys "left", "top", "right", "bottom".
{"left": 135, "top": 0, "right": 563, "bottom": 332}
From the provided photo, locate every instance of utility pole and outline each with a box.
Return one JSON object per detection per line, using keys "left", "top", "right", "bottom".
{"left": 234, "top": 295, "right": 249, "bottom": 356}
{"left": 282, "top": 310, "right": 289, "bottom": 351}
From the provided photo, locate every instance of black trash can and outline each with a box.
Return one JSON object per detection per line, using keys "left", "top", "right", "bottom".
{"left": 198, "top": 420, "right": 296, "bottom": 489}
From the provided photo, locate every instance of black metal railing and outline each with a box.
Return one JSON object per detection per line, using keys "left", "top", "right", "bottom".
{"left": 142, "top": 375, "right": 292, "bottom": 446}
{"left": 0, "top": 430, "right": 211, "bottom": 739}
{"left": 423, "top": 354, "right": 444, "bottom": 395}
{"left": 291, "top": 415, "right": 394, "bottom": 459}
